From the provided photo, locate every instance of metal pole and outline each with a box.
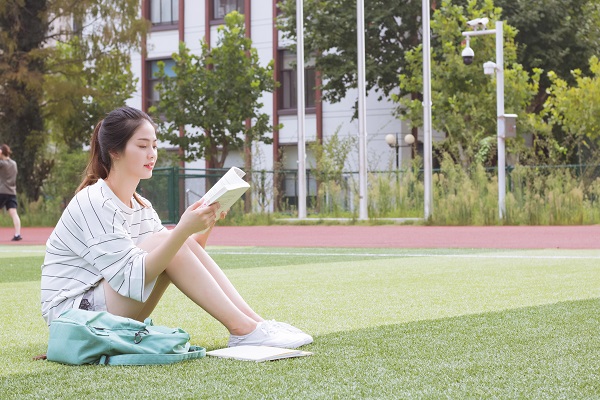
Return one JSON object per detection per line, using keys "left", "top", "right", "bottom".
{"left": 496, "top": 20, "right": 505, "bottom": 219}
{"left": 296, "top": 0, "right": 307, "bottom": 219}
{"left": 422, "top": 0, "right": 433, "bottom": 220}
{"left": 395, "top": 133, "right": 399, "bottom": 170}
{"left": 357, "top": 0, "right": 368, "bottom": 220}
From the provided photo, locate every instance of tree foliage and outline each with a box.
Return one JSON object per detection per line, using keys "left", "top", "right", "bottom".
{"left": 151, "top": 11, "right": 277, "bottom": 169}
{"left": 543, "top": 56, "right": 600, "bottom": 162}
{"left": 545, "top": 57, "right": 600, "bottom": 140}
{"left": 0, "top": 0, "right": 48, "bottom": 199}
{"left": 495, "top": 0, "right": 600, "bottom": 111}
{"left": 277, "top": 0, "right": 422, "bottom": 106}
{"left": 395, "top": 0, "right": 546, "bottom": 167}
{"left": 0, "top": 0, "right": 145, "bottom": 200}
{"left": 43, "top": 0, "right": 146, "bottom": 149}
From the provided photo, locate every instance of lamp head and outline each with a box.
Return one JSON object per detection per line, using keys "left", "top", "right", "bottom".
{"left": 385, "top": 133, "right": 397, "bottom": 147}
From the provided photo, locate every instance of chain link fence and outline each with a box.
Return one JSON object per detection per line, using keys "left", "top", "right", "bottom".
{"left": 139, "top": 165, "right": 600, "bottom": 224}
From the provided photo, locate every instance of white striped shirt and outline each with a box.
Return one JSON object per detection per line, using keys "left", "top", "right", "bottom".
{"left": 41, "top": 179, "right": 165, "bottom": 325}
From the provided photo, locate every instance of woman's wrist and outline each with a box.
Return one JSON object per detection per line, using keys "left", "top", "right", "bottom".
{"left": 171, "top": 223, "right": 194, "bottom": 242}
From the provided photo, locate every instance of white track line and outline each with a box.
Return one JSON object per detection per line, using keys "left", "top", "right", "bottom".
{"left": 1, "top": 248, "right": 598, "bottom": 260}
{"left": 208, "top": 251, "right": 600, "bottom": 260}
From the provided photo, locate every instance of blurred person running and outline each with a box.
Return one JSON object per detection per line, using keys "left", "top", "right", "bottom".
{"left": 0, "top": 144, "right": 22, "bottom": 241}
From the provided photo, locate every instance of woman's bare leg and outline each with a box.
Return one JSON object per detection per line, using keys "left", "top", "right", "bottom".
{"left": 103, "top": 230, "right": 257, "bottom": 335}
{"left": 185, "top": 237, "right": 264, "bottom": 322}
{"left": 103, "top": 272, "right": 171, "bottom": 321}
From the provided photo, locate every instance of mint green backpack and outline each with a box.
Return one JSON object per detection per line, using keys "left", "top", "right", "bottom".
{"left": 46, "top": 309, "right": 205, "bottom": 365}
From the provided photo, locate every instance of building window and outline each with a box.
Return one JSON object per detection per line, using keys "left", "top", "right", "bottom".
{"left": 279, "top": 50, "right": 316, "bottom": 111}
{"left": 147, "top": 59, "right": 176, "bottom": 109}
{"left": 213, "top": 0, "right": 244, "bottom": 20}
{"left": 150, "top": 0, "right": 179, "bottom": 26}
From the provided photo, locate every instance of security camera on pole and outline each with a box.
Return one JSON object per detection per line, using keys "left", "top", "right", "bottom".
{"left": 461, "top": 18, "right": 516, "bottom": 221}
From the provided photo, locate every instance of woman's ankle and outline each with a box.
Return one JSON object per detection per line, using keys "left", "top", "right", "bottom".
{"left": 229, "top": 320, "right": 258, "bottom": 336}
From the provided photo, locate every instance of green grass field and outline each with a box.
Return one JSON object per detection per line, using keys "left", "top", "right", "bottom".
{"left": 1, "top": 245, "right": 600, "bottom": 398}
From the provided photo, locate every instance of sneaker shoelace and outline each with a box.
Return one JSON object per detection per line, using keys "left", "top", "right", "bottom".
{"left": 263, "top": 320, "right": 302, "bottom": 334}
{"left": 260, "top": 321, "right": 281, "bottom": 336}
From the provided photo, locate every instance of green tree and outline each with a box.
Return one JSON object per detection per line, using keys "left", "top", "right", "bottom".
{"left": 0, "top": 0, "right": 48, "bottom": 199}
{"left": 543, "top": 56, "right": 600, "bottom": 164}
{"left": 151, "top": 12, "right": 277, "bottom": 172}
{"left": 43, "top": 0, "right": 146, "bottom": 150}
{"left": 277, "top": 0, "right": 422, "bottom": 105}
{"left": 395, "top": 0, "right": 542, "bottom": 167}
{"left": 0, "top": 0, "right": 146, "bottom": 200}
{"left": 494, "top": 0, "right": 600, "bottom": 112}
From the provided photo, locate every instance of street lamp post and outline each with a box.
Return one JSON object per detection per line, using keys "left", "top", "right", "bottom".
{"left": 422, "top": 0, "right": 433, "bottom": 220}
{"left": 357, "top": 0, "right": 368, "bottom": 220}
{"left": 462, "top": 19, "right": 514, "bottom": 220}
{"left": 385, "top": 133, "right": 415, "bottom": 169}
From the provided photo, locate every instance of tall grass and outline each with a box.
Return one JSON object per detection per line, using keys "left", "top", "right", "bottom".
{"left": 0, "top": 196, "right": 62, "bottom": 228}
{"left": 5, "top": 159, "right": 600, "bottom": 226}
{"left": 505, "top": 166, "right": 600, "bottom": 225}
{"left": 365, "top": 158, "right": 600, "bottom": 225}
{"left": 368, "top": 160, "right": 424, "bottom": 219}
{"left": 431, "top": 156, "right": 498, "bottom": 225}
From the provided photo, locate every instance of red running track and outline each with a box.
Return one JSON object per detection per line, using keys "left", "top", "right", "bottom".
{"left": 1, "top": 225, "right": 599, "bottom": 249}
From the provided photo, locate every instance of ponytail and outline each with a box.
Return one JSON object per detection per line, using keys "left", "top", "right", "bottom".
{"left": 76, "top": 121, "right": 109, "bottom": 193}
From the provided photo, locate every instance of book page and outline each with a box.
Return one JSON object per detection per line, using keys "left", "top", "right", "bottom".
{"left": 207, "top": 185, "right": 249, "bottom": 211}
{"left": 201, "top": 167, "right": 250, "bottom": 209}
{"left": 202, "top": 167, "right": 248, "bottom": 206}
{"left": 196, "top": 167, "right": 250, "bottom": 234}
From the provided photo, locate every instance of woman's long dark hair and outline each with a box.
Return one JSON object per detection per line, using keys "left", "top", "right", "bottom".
{"left": 77, "top": 106, "right": 157, "bottom": 206}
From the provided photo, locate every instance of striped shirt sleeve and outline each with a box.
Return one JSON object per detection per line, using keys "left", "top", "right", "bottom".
{"left": 75, "top": 186, "right": 152, "bottom": 303}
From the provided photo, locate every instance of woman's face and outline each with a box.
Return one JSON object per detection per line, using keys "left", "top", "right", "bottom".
{"left": 112, "top": 120, "right": 158, "bottom": 181}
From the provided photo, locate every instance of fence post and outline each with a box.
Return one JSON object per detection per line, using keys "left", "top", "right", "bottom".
{"left": 167, "top": 167, "right": 180, "bottom": 224}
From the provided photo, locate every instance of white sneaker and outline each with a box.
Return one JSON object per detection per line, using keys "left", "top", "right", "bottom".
{"left": 263, "top": 320, "right": 314, "bottom": 345}
{"left": 228, "top": 321, "right": 308, "bottom": 349}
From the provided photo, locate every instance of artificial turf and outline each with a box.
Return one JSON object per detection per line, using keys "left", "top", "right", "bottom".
{"left": 1, "top": 246, "right": 599, "bottom": 398}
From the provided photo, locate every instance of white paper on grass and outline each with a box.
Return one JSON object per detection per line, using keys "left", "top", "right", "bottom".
{"left": 206, "top": 345, "right": 313, "bottom": 362}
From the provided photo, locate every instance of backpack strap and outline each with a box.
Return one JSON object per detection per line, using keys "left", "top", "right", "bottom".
{"left": 98, "top": 346, "right": 206, "bottom": 366}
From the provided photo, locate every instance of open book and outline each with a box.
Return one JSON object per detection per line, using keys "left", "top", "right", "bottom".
{"left": 201, "top": 166, "right": 250, "bottom": 212}
{"left": 206, "top": 345, "right": 313, "bottom": 362}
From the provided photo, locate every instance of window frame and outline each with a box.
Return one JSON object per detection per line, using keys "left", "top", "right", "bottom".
{"left": 277, "top": 50, "right": 317, "bottom": 115}
{"left": 146, "top": 58, "right": 176, "bottom": 111}
{"left": 210, "top": 0, "right": 245, "bottom": 23}
{"left": 149, "top": 0, "right": 179, "bottom": 30}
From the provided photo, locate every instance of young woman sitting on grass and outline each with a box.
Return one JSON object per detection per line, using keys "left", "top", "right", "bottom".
{"left": 41, "top": 106, "right": 312, "bottom": 349}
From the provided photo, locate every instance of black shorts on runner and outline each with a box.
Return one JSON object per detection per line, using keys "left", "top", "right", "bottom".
{"left": 0, "top": 194, "right": 17, "bottom": 210}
